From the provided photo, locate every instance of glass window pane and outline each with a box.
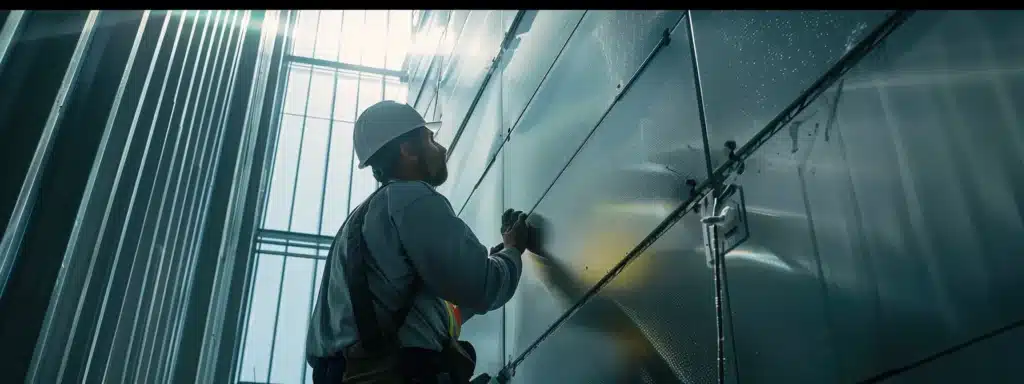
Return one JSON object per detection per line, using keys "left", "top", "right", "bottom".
{"left": 332, "top": 70, "right": 359, "bottom": 122}
{"left": 290, "top": 117, "right": 330, "bottom": 234}
{"left": 362, "top": 11, "right": 389, "bottom": 69}
{"left": 269, "top": 257, "right": 315, "bottom": 384}
{"left": 292, "top": 10, "right": 320, "bottom": 58}
{"left": 321, "top": 121, "right": 354, "bottom": 235}
{"left": 314, "top": 11, "right": 342, "bottom": 61}
{"left": 239, "top": 253, "right": 284, "bottom": 382}
{"left": 307, "top": 67, "right": 335, "bottom": 120}
{"left": 386, "top": 10, "right": 412, "bottom": 70}
{"left": 349, "top": 165, "right": 377, "bottom": 214}
{"left": 284, "top": 64, "right": 311, "bottom": 115}
{"left": 263, "top": 115, "right": 303, "bottom": 230}
{"left": 383, "top": 77, "right": 407, "bottom": 104}
{"left": 357, "top": 73, "right": 384, "bottom": 117}
{"left": 339, "top": 10, "right": 365, "bottom": 65}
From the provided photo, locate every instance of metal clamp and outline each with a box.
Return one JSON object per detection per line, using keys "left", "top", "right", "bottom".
{"left": 724, "top": 140, "right": 745, "bottom": 176}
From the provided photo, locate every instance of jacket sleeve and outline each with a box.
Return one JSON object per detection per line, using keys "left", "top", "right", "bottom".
{"left": 393, "top": 190, "right": 523, "bottom": 315}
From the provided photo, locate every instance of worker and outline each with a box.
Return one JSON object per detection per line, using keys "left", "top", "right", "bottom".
{"left": 305, "top": 100, "right": 531, "bottom": 384}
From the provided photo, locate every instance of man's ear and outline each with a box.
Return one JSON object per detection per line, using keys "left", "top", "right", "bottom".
{"left": 398, "top": 140, "right": 419, "bottom": 161}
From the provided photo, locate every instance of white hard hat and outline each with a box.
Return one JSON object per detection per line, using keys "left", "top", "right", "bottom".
{"left": 353, "top": 100, "right": 441, "bottom": 169}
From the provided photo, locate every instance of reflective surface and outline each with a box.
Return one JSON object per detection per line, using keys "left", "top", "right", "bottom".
{"left": 512, "top": 213, "right": 715, "bottom": 383}
{"left": 458, "top": 160, "right": 507, "bottom": 376}
{"left": 431, "top": 9, "right": 1024, "bottom": 384}
{"left": 506, "top": 16, "right": 710, "bottom": 363}
{"left": 0, "top": 10, "right": 285, "bottom": 384}
{"left": 507, "top": 11, "right": 685, "bottom": 212}
{"left": 690, "top": 10, "right": 891, "bottom": 169}
{"left": 722, "top": 9, "right": 1024, "bottom": 383}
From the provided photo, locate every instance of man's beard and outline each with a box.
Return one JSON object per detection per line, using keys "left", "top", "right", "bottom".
{"left": 420, "top": 154, "right": 448, "bottom": 187}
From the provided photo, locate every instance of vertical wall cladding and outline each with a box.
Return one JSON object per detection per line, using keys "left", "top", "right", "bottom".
{"left": 499, "top": 11, "right": 585, "bottom": 132}
{"left": 505, "top": 11, "right": 684, "bottom": 213}
{"left": 457, "top": 163, "right": 506, "bottom": 376}
{"left": 0, "top": 10, "right": 281, "bottom": 384}
{"left": 408, "top": 11, "right": 455, "bottom": 115}
{"left": 0, "top": 11, "right": 91, "bottom": 294}
{"left": 721, "top": 10, "right": 1024, "bottom": 383}
{"left": 434, "top": 10, "right": 504, "bottom": 149}
{"left": 55, "top": 11, "right": 173, "bottom": 384}
{"left": 440, "top": 10, "right": 587, "bottom": 210}
{"left": 0, "top": 10, "right": 137, "bottom": 383}
{"left": 502, "top": 10, "right": 700, "bottom": 361}
{"left": 510, "top": 213, "right": 714, "bottom": 384}
{"left": 404, "top": 11, "right": 448, "bottom": 102}
{"left": 427, "top": 9, "right": 469, "bottom": 131}
{"left": 439, "top": 76, "right": 501, "bottom": 209}
{"left": 688, "top": 11, "right": 891, "bottom": 169}
{"left": 424, "top": 8, "right": 1024, "bottom": 383}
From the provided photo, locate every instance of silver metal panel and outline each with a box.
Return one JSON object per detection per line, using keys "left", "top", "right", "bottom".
{"left": 884, "top": 326, "right": 1023, "bottom": 383}
{"left": 722, "top": 10, "right": 1024, "bottom": 382}
{"left": 503, "top": 17, "right": 711, "bottom": 369}
{"left": 406, "top": 10, "right": 451, "bottom": 103}
{"left": 689, "top": 10, "right": 890, "bottom": 169}
{"left": 506, "top": 11, "right": 684, "bottom": 213}
{"left": 500, "top": 10, "right": 585, "bottom": 131}
{"left": 457, "top": 155, "right": 506, "bottom": 378}
{"left": 438, "top": 75, "right": 501, "bottom": 211}
{"left": 0, "top": 10, "right": 26, "bottom": 74}
{"left": 420, "top": 10, "right": 469, "bottom": 121}
{"left": 434, "top": 10, "right": 503, "bottom": 149}
{"left": 0, "top": 10, "right": 100, "bottom": 300}
{"left": 510, "top": 213, "right": 715, "bottom": 383}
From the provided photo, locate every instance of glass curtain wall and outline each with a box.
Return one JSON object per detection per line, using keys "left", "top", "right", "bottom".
{"left": 237, "top": 10, "right": 413, "bottom": 384}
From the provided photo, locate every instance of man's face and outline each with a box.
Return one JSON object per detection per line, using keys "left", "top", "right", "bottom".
{"left": 418, "top": 128, "right": 448, "bottom": 186}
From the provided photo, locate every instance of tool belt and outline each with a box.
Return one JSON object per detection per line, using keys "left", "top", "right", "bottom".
{"left": 335, "top": 339, "right": 475, "bottom": 384}
{"left": 312, "top": 185, "right": 477, "bottom": 383}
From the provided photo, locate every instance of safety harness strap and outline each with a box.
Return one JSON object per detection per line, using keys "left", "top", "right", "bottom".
{"left": 321, "top": 183, "right": 420, "bottom": 354}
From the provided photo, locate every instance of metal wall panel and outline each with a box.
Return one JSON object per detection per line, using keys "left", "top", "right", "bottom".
{"left": 434, "top": 10, "right": 503, "bottom": 149}
{"left": 408, "top": 11, "right": 453, "bottom": 111}
{"left": 417, "top": 10, "right": 469, "bottom": 119}
{"left": 503, "top": 15, "right": 712, "bottom": 369}
{"left": 438, "top": 76, "right": 502, "bottom": 209}
{"left": 721, "top": 10, "right": 1024, "bottom": 383}
{"left": 689, "top": 11, "right": 891, "bottom": 170}
{"left": 0, "top": 9, "right": 283, "bottom": 383}
{"left": 499, "top": 10, "right": 585, "bottom": 132}
{"left": 406, "top": 10, "right": 450, "bottom": 103}
{"left": 510, "top": 213, "right": 715, "bottom": 383}
{"left": 505, "top": 11, "right": 685, "bottom": 213}
{"left": 457, "top": 155, "right": 507, "bottom": 377}
{"left": 411, "top": 8, "right": 1024, "bottom": 384}
{"left": 883, "top": 326, "right": 1023, "bottom": 383}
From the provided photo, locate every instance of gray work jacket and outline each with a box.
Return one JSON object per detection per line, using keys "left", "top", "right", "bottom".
{"left": 305, "top": 180, "right": 523, "bottom": 359}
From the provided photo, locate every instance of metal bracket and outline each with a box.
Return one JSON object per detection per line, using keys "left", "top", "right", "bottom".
{"left": 702, "top": 183, "right": 750, "bottom": 256}
{"left": 724, "top": 140, "right": 745, "bottom": 176}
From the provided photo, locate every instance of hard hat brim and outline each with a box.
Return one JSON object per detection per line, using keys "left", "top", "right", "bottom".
{"left": 423, "top": 121, "right": 442, "bottom": 131}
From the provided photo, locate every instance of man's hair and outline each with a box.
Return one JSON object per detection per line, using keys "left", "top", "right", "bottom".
{"left": 366, "top": 127, "right": 424, "bottom": 183}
